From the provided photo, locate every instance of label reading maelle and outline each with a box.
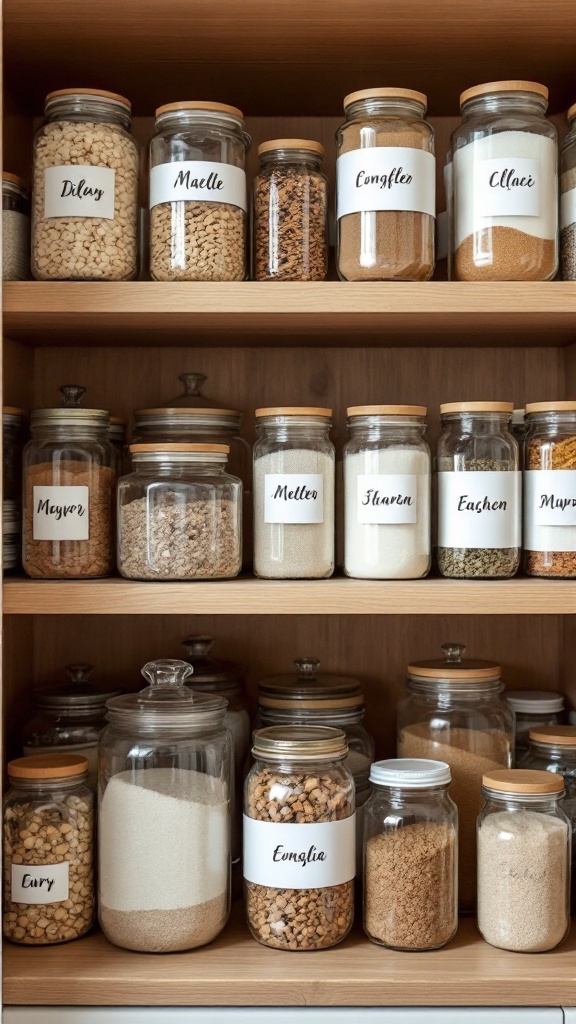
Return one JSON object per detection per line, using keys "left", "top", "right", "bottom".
{"left": 243, "top": 816, "right": 356, "bottom": 888}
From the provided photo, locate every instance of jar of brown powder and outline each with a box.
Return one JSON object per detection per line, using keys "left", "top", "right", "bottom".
{"left": 336, "top": 88, "right": 435, "bottom": 281}
{"left": 524, "top": 403, "right": 576, "bottom": 578}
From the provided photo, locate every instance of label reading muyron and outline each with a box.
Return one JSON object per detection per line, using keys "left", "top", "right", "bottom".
{"left": 438, "top": 471, "right": 521, "bottom": 549}
{"left": 524, "top": 470, "right": 576, "bottom": 552}
{"left": 44, "top": 166, "right": 115, "bottom": 219}
{"left": 336, "top": 147, "right": 435, "bottom": 219}
{"left": 149, "top": 161, "right": 247, "bottom": 211}
{"left": 11, "top": 862, "right": 69, "bottom": 905}
{"left": 357, "top": 474, "right": 418, "bottom": 524}
{"left": 474, "top": 158, "right": 541, "bottom": 218}
{"left": 33, "top": 486, "right": 89, "bottom": 541}
{"left": 243, "top": 816, "right": 356, "bottom": 889}
{"left": 264, "top": 474, "right": 324, "bottom": 524}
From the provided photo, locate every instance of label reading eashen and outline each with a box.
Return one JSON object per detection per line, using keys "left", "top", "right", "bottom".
{"left": 243, "top": 816, "right": 356, "bottom": 889}
{"left": 33, "top": 486, "right": 90, "bottom": 541}
{"left": 264, "top": 474, "right": 324, "bottom": 524}
{"left": 438, "top": 471, "right": 521, "bottom": 549}
{"left": 336, "top": 147, "right": 435, "bottom": 219}
{"left": 474, "top": 157, "right": 541, "bottom": 218}
{"left": 44, "top": 166, "right": 115, "bottom": 220}
{"left": 149, "top": 161, "right": 247, "bottom": 212}
{"left": 356, "top": 474, "right": 418, "bottom": 524}
{"left": 11, "top": 862, "right": 69, "bottom": 905}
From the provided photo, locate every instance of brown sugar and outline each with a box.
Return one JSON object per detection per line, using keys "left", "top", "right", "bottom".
{"left": 455, "top": 227, "right": 557, "bottom": 281}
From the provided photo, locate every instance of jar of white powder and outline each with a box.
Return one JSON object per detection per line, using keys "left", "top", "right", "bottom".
{"left": 98, "top": 659, "right": 231, "bottom": 952}
{"left": 477, "top": 769, "right": 570, "bottom": 952}
{"left": 343, "top": 405, "right": 431, "bottom": 579}
{"left": 253, "top": 407, "right": 335, "bottom": 578}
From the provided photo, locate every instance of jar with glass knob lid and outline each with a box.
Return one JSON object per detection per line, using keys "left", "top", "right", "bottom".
{"left": 504, "top": 690, "right": 565, "bottom": 759}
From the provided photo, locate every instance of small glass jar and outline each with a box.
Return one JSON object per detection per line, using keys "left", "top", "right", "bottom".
{"left": 99, "top": 659, "right": 231, "bottom": 952}
{"left": 117, "top": 442, "right": 242, "bottom": 580}
{"left": 3, "top": 754, "right": 94, "bottom": 945}
{"left": 253, "top": 139, "right": 328, "bottom": 281}
{"left": 253, "top": 407, "right": 335, "bottom": 579}
{"left": 524, "top": 402, "right": 576, "bottom": 577}
{"left": 336, "top": 88, "right": 435, "bottom": 281}
{"left": 504, "top": 690, "right": 565, "bottom": 759}
{"left": 149, "top": 101, "right": 250, "bottom": 281}
{"left": 451, "top": 81, "right": 558, "bottom": 281}
{"left": 22, "top": 664, "right": 122, "bottom": 791}
{"left": 32, "top": 89, "right": 138, "bottom": 281}
{"left": 344, "top": 405, "right": 431, "bottom": 579}
{"left": 477, "top": 769, "right": 570, "bottom": 952}
{"left": 363, "top": 758, "right": 457, "bottom": 950}
{"left": 561, "top": 103, "right": 576, "bottom": 280}
{"left": 3, "top": 173, "right": 30, "bottom": 280}
{"left": 109, "top": 417, "right": 128, "bottom": 475}
{"left": 23, "top": 385, "right": 116, "bottom": 579}
{"left": 436, "top": 401, "right": 521, "bottom": 579}
{"left": 244, "top": 726, "right": 355, "bottom": 950}
{"left": 397, "top": 642, "right": 514, "bottom": 913}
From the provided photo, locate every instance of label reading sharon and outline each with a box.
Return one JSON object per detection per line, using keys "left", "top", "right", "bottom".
{"left": 264, "top": 474, "right": 324, "bottom": 524}
{"left": 149, "top": 161, "right": 247, "bottom": 211}
{"left": 561, "top": 188, "right": 576, "bottom": 231}
{"left": 357, "top": 474, "right": 417, "bottom": 524}
{"left": 33, "top": 486, "right": 89, "bottom": 541}
{"left": 336, "top": 147, "right": 435, "bottom": 219}
{"left": 44, "top": 166, "right": 115, "bottom": 219}
{"left": 243, "top": 816, "right": 356, "bottom": 889}
{"left": 438, "top": 471, "right": 521, "bottom": 549}
{"left": 474, "top": 157, "right": 541, "bottom": 218}
{"left": 11, "top": 862, "right": 69, "bottom": 905}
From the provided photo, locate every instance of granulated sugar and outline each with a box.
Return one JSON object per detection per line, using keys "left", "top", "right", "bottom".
{"left": 100, "top": 893, "right": 228, "bottom": 953}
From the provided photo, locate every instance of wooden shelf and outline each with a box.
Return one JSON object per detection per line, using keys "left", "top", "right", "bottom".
{"left": 4, "top": 282, "right": 576, "bottom": 347}
{"left": 4, "top": 576, "right": 576, "bottom": 616}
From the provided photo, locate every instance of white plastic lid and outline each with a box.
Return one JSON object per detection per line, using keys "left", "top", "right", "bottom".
{"left": 369, "top": 758, "right": 451, "bottom": 788}
{"left": 504, "top": 690, "right": 565, "bottom": 715}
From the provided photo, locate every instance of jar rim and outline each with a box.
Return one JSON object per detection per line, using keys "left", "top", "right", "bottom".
{"left": 3, "top": 172, "right": 29, "bottom": 194}
{"left": 30, "top": 408, "right": 110, "bottom": 427}
{"left": 257, "top": 138, "right": 324, "bottom": 158}
{"left": 155, "top": 99, "right": 244, "bottom": 121}
{"left": 8, "top": 753, "right": 89, "bottom": 780}
{"left": 252, "top": 725, "right": 348, "bottom": 761}
{"left": 525, "top": 401, "right": 576, "bottom": 414}
{"left": 255, "top": 406, "right": 332, "bottom": 419}
{"left": 459, "top": 81, "right": 548, "bottom": 107}
{"left": 504, "top": 690, "right": 564, "bottom": 714}
{"left": 440, "top": 401, "right": 513, "bottom": 415}
{"left": 347, "top": 404, "right": 427, "bottom": 418}
{"left": 528, "top": 725, "right": 576, "bottom": 746}
{"left": 129, "top": 442, "right": 230, "bottom": 455}
{"left": 369, "top": 757, "right": 451, "bottom": 789}
{"left": 482, "top": 768, "right": 563, "bottom": 795}
{"left": 45, "top": 88, "right": 131, "bottom": 113}
{"left": 343, "top": 87, "right": 427, "bottom": 112}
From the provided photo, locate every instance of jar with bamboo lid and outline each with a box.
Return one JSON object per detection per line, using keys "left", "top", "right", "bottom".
{"left": 561, "top": 102, "right": 576, "bottom": 279}
{"left": 3, "top": 173, "right": 30, "bottom": 281}
{"left": 524, "top": 402, "right": 576, "bottom": 577}
{"left": 336, "top": 88, "right": 435, "bottom": 281}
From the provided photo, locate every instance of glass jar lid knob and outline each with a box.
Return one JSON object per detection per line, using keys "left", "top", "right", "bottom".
{"left": 441, "top": 643, "right": 466, "bottom": 665}
{"left": 295, "top": 657, "right": 320, "bottom": 678}
{"left": 178, "top": 373, "right": 207, "bottom": 396}
{"left": 182, "top": 635, "right": 215, "bottom": 658}
{"left": 60, "top": 384, "right": 87, "bottom": 407}
{"left": 66, "top": 664, "right": 93, "bottom": 685}
{"left": 140, "top": 658, "right": 194, "bottom": 698}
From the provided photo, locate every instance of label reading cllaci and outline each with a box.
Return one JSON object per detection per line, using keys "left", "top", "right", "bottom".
{"left": 149, "top": 161, "right": 247, "bottom": 211}
{"left": 11, "top": 862, "right": 69, "bottom": 905}
{"left": 33, "top": 486, "right": 89, "bottom": 541}
{"left": 474, "top": 158, "right": 541, "bottom": 218}
{"left": 438, "top": 471, "right": 521, "bottom": 549}
{"left": 44, "top": 166, "right": 115, "bottom": 220}
{"left": 264, "top": 474, "right": 324, "bottom": 524}
{"left": 243, "top": 816, "right": 356, "bottom": 889}
{"left": 356, "top": 474, "right": 418, "bottom": 524}
{"left": 336, "top": 147, "right": 435, "bottom": 220}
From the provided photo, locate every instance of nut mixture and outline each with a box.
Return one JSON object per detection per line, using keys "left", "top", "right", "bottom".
{"left": 4, "top": 791, "right": 94, "bottom": 944}
{"left": 254, "top": 165, "right": 327, "bottom": 281}
{"left": 150, "top": 201, "right": 245, "bottom": 281}
{"left": 525, "top": 434, "right": 576, "bottom": 577}
{"left": 245, "top": 766, "right": 354, "bottom": 950}
{"left": 32, "top": 119, "right": 138, "bottom": 280}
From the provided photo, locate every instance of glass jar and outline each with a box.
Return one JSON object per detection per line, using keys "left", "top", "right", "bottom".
{"left": 22, "top": 385, "right": 116, "bottom": 579}
{"left": 561, "top": 103, "right": 576, "bottom": 279}
{"left": 511, "top": 409, "right": 526, "bottom": 462}
{"left": 451, "top": 81, "right": 558, "bottom": 281}
{"left": 344, "top": 405, "right": 431, "bottom": 579}
{"left": 336, "top": 88, "right": 435, "bottom": 281}
{"left": 3, "top": 754, "right": 94, "bottom": 945}
{"left": 436, "top": 401, "right": 521, "bottom": 579}
{"left": 149, "top": 101, "right": 250, "bottom": 281}
{"left": 253, "top": 407, "right": 335, "bottom": 579}
{"left": 109, "top": 417, "right": 128, "bottom": 475}
{"left": 32, "top": 89, "right": 138, "bottom": 281}
{"left": 244, "top": 726, "right": 355, "bottom": 950}
{"left": 504, "top": 690, "right": 565, "bottom": 759}
{"left": 253, "top": 139, "right": 328, "bottom": 281}
{"left": 98, "top": 659, "right": 232, "bottom": 952}
{"left": 181, "top": 634, "right": 249, "bottom": 865}
{"left": 363, "top": 758, "right": 457, "bottom": 950}
{"left": 3, "top": 173, "right": 30, "bottom": 280}
{"left": 117, "top": 442, "right": 241, "bottom": 580}
{"left": 22, "top": 664, "right": 122, "bottom": 791}
{"left": 3, "top": 406, "right": 25, "bottom": 574}
{"left": 523, "top": 402, "right": 576, "bottom": 577}
{"left": 477, "top": 769, "right": 570, "bottom": 952}
{"left": 397, "top": 642, "right": 514, "bottom": 913}
{"left": 3, "top": 502, "right": 20, "bottom": 574}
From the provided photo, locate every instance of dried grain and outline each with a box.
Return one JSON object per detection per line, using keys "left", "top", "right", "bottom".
{"left": 100, "top": 894, "right": 228, "bottom": 953}
{"left": 254, "top": 163, "right": 327, "bottom": 281}
{"left": 150, "top": 201, "right": 245, "bottom": 281}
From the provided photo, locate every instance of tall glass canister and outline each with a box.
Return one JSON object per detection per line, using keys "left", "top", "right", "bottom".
{"left": 561, "top": 103, "right": 576, "bottom": 279}
{"left": 3, "top": 173, "right": 30, "bottom": 281}
{"left": 524, "top": 402, "right": 576, "bottom": 577}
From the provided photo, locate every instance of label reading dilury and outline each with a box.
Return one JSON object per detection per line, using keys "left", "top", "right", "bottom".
{"left": 474, "top": 158, "right": 541, "bottom": 218}
{"left": 33, "top": 486, "right": 90, "bottom": 541}
{"left": 357, "top": 474, "right": 418, "bottom": 524}
{"left": 149, "top": 161, "right": 247, "bottom": 212}
{"left": 336, "top": 147, "right": 436, "bottom": 219}
{"left": 243, "top": 816, "right": 356, "bottom": 889}
{"left": 438, "top": 471, "right": 521, "bottom": 549}
{"left": 11, "top": 862, "right": 69, "bottom": 905}
{"left": 264, "top": 474, "right": 324, "bottom": 524}
{"left": 44, "top": 166, "right": 115, "bottom": 220}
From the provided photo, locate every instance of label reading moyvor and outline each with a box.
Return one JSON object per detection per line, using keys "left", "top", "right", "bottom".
{"left": 357, "top": 474, "right": 418, "bottom": 524}
{"left": 264, "top": 474, "right": 324, "bottom": 524}
{"left": 33, "top": 486, "right": 90, "bottom": 541}
{"left": 44, "top": 166, "right": 115, "bottom": 220}
{"left": 336, "top": 147, "right": 436, "bottom": 219}
{"left": 11, "top": 862, "right": 69, "bottom": 905}
{"left": 243, "top": 816, "right": 356, "bottom": 889}
{"left": 438, "top": 471, "right": 521, "bottom": 549}
{"left": 474, "top": 157, "right": 541, "bottom": 218}
{"left": 149, "top": 161, "right": 247, "bottom": 212}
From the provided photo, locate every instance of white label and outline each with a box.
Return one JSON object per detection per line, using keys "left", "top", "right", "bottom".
{"left": 336, "top": 147, "right": 435, "bottom": 219}
{"left": 264, "top": 474, "right": 324, "bottom": 524}
{"left": 561, "top": 187, "right": 576, "bottom": 231}
{"left": 150, "top": 161, "right": 247, "bottom": 212}
{"left": 475, "top": 157, "right": 540, "bottom": 218}
{"left": 438, "top": 471, "right": 521, "bottom": 549}
{"left": 357, "top": 474, "right": 417, "bottom": 524}
{"left": 33, "top": 486, "right": 89, "bottom": 541}
{"left": 524, "top": 470, "right": 576, "bottom": 551}
{"left": 243, "top": 815, "right": 356, "bottom": 888}
{"left": 44, "top": 166, "right": 115, "bottom": 219}
{"left": 11, "top": 862, "right": 69, "bottom": 904}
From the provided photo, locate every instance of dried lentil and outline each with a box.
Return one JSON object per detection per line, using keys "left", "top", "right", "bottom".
{"left": 150, "top": 201, "right": 245, "bottom": 281}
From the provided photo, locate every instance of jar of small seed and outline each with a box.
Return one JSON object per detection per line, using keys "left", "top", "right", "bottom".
{"left": 253, "top": 139, "right": 328, "bottom": 281}
{"left": 560, "top": 103, "right": 576, "bottom": 279}
{"left": 524, "top": 402, "right": 576, "bottom": 577}
{"left": 436, "top": 401, "right": 521, "bottom": 579}
{"left": 3, "top": 754, "right": 94, "bottom": 945}
{"left": 3, "top": 173, "right": 30, "bottom": 281}
{"left": 244, "top": 726, "right": 355, "bottom": 950}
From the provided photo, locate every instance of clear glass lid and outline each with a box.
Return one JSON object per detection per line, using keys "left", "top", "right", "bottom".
{"left": 106, "top": 659, "right": 227, "bottom": 727}
{"left": 181, "top": 635, "right": 244, "bottom": 693}
{"left": 407, "top": 642, "right": 501, "bottom": 686}
{"left": 135, "top": 373, "right": 242, "bottom": 430}
{"left": 34, "top": 663, "right": 122, "bottom": 710}
{"left": 258, "top": 657, "right": 364, "bottom": 710}
{"left": 31, "top": 384, "right": 109, "bottom": 428}
{"left": 252, "top": 725, "right": 349, "bottom": 761}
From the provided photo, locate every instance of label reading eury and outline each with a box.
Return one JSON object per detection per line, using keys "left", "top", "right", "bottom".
{"left": 44, "top": 166, "right": 115, "bottom": 220}
{"left": 336, "top": 147, "right": 435, "bottom": 220}
{"left": 357, "top": 474, "right": 418, "bottom": 524}
{"left": 149, "top": 161, "right": 247, "bottom": 212}
{"left": 264, "top": 474, "right": 324, "bottom": 524}
{"left": 33, "top": 486, "right": 90, "bottom": 541}
{"left": 11, "top": 862, "right": 69, "bottom": 905}
{"left": 474, "top": 157, "right": 541, "bottom": 219}
{"left": 438, "top": 471, "right": 521, "bottom": 549}
{"left": 243, "top": 816, "right": 356, "bottom": 889}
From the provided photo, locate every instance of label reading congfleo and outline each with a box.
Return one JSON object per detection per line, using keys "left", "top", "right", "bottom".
{"left": 336, "top": 148, "right": 436, "bottom": 219}
{"left": 242, "top": 816, "right": 356, "bottom": 888}
{"left": 149, "top": 161, "right": 247, "bottom": 212}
